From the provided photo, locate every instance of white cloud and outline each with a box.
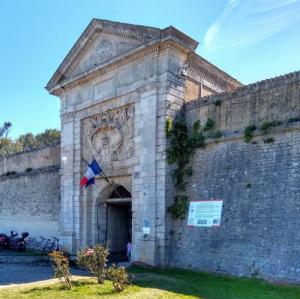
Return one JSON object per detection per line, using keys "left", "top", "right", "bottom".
{"left": 204, "top": 0, "right": 300, "bottom": 52}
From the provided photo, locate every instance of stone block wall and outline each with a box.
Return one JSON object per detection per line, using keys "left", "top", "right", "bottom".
{"left": 0, "top": 142, "right": 60, "bottom": 176}
{"left": 0, "top": 144, "right": 60, "bottom": 239}
{"left": 169, "top": 71, "right": 300, "bottom": 283}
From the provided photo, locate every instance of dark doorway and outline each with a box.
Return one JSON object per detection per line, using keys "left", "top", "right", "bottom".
{"left": 105, "top": 186, "right": 132, "bottom": 262}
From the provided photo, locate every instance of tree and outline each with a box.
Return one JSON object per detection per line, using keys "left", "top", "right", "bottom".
{"left": 17, "top": 129, "right": 60, "bottom": 150}
{"left": 0, "top": 122, "right": 12, "bottom": 139}
{"left": 0, "top": 123, "right": 61, "bottom": 156}
{"left": 35, "top": 129, "right": 61, "bottom": 147}
{"left": 0, "top": 138, "right": 22, "bottom": 156}
{"left": 0, "top": 122, "right": 17, "bottom": 156}
{"left": 17, "top": 133, "right": 37, "bottom": 150}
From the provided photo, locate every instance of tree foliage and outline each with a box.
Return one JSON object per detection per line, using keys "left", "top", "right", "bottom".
{"left": 0, "top": 122, "right": 12, "bottom": 138}
{"left": 0, "top": 138, "right": 22, "bottom": 156}
{"left": 0, "top": 126, "right": 60, "bottom": 156}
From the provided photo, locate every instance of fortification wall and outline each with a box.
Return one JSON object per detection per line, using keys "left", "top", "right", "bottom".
{"left": 0, "top": 142, "right": 60, "bottom": 175}
{"left": 169, "top": 71, "right": 300, "bottom": 283}
{"left": 0, "top": 144, "right": 61, "bottom": 239}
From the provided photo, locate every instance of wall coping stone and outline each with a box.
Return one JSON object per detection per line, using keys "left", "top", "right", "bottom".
{"left": 0, "top": 165, "right": 60, "bottom": 181}
{"left": 0, "top": 141, "right": 60, "bottom": 161}
{"left": 186, "top": 69, "right": 300, "bottom": 110}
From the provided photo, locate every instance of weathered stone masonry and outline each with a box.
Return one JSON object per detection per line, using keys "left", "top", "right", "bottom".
{"left": 1, "top": 19, "right": 300, "bottom": 284}
{"left": 170, "top": 71, "right": 300, "bottom": 283}
{"left": 45, "top": 19, "right": 240, "bottom": 267}
{"left": 0, "top": 143, "right": 60, "bottom": 238}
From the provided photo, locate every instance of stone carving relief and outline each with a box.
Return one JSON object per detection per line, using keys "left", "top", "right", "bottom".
{"left": 84, "top": 105, "right": 134, "bottom": 168}
{"left": 94, "top": 39, "right": 113, "bottom": 63}
{"left": 66, "top": 33, "right": 141, "bottom": 80}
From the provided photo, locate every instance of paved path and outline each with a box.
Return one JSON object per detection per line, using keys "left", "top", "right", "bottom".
{"left": 0, "top": 264, "right": 88, "bottom": 286}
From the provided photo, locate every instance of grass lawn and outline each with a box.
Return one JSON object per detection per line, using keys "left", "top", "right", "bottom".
{"left": 0, "top": 266, "right": 299, "bottom": 299}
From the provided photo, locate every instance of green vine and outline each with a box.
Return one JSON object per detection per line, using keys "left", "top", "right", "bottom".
{"left": 204, "top": 118, "right": 215, "bottom": 131}
{"left": 166, "top": 113, "right": 205, "bottom": 219}
{"left": 244, "top": 125, "right": 256, "bottom": 143}
{"left": 260, "top": 121, "right": 281, "bottom": 134}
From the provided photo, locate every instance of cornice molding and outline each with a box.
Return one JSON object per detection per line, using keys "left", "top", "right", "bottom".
{"left": 186, "top": 65, "right": 228, "bottom": 92}
{"left": 63, "top": 28, "right": 147, "bottom": 80}
{"left": 48, "top": 38, "right": 190, "bottom": 96}
{"left": 100, "top": 28, "right": 145, "bottom": 43}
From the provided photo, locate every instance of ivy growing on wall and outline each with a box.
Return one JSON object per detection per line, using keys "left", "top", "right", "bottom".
{"left": 165, "top": 113, "right": 206, "bottom": 219}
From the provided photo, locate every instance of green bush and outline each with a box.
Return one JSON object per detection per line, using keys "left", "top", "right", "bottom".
{"left": 49, "top": 251, "right": 72, "bottom": 289}
{"left": 264, "top": 137, "right": 274, "bottom": 143}
{"left": 107, "top": 264, "right": 130, "bottom": 292}
{"left": 167, "top": 195, "right": 189, "bottom": 220}
{"left": 214, "top": 99, "right": 222, "bottom": 106}
{"left": 260, "top": 121, "right": 281, "bottom": 134}
{"left": 204, "top": 118, "right": 215, "bottom": 131}
{"left": 244, "top": 125, "right": 256, "bottom": 143}
{"left": 3, "top": 171, "right": 17, "bottom": 176}
{"left": 77, "top": 244, "right": 109, "bottom": 284}
{"left": 165, "top": 117, "right": 173, "bottom": 138}
{"left": 287, "top": 117, "right": 300, "bottom": 124}
{"left": 213, "top": 130, "right": 223, "bottom": 139}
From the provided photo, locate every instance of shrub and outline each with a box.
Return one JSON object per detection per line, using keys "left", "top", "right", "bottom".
{"left": 25, "top": 167, "right": 32, "bottom": 172}
{"left": 260, "top": 121, "right": 281, "bottom": 134}
{"left": 77, "top": 244, "right": 109, "bottom": 284}
{"left": 213, "top": 130, "right": 223, "bottom": 139}
{"left": 49, "top": 251, "right": 72, "bottom": 289}
{"left": 107, "top": 264, "right": 130, "bottom": 292}
{"left": 287, "top": 117, "right": 300, "bottom": 124}
{"left": 204, "top": 118, "right": 215, "bottom": 131}
{"left": 167, "top": 195, "right": 189, "bottom": 220}
{"left": 244, "top": 125, "right": 256, "bottom": 143}
{"left": 264, "top": 137, "right": 274, "bottom": 143}
{"left": 4, "top": 171, "right": 16, "bottom": 176}
{"left": 165, "top": 117, "right": 173, "bottom": 138}
{"left": 214, "top": 99, "right": 222, "bottom": 106}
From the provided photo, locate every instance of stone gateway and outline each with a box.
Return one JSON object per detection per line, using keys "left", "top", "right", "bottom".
{"left": 1, "top": 19, "right": 300, "bottom": 283}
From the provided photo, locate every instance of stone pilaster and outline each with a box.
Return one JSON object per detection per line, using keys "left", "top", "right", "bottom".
{"left": 132, "top": 87, "right": 158, "bottom": 265}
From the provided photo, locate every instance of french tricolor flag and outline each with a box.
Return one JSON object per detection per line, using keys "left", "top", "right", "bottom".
{"left": 80, "top": 159, "right": 102, "bottom": 188}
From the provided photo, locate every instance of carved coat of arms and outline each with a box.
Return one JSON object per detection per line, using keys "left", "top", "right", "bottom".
{"left": 85, "top": 105, "right": 134, "bottom": 168}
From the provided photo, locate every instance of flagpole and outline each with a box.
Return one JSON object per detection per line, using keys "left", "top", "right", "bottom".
{"left": 82, "top": 157, "right": 90, "bottom": 167}
{"left": 82, "top": 156, "right": 123, "bottom": 198}
{"left": 91, "top": 156, "right": 124, "bottom": 198}
{"left": 83, "top": 155, "right": 113, "bottom": 186}
{"left": 90, "top": 155, "right": 112, "bottom": 185}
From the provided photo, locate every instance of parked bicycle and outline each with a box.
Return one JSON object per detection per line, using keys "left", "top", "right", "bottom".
{"left": 26, "top": 235, "right": 60, "bottom": 252}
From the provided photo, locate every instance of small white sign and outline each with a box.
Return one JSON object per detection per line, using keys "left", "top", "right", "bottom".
{"left": 142, "top": 227, "right": 150, "bottom": 235}
{"left": 187, "top": 200, "right": 223, "bottom": 227}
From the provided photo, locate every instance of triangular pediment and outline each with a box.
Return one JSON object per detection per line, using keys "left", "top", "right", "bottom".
{"left": 64, "top": 30, "right": 143, "bottom": 80}
{"left": 46, "top": 19, "right": 162, "bottom": 91}
{"left": 46, "top": 19, "right": 199, "bottom": 93}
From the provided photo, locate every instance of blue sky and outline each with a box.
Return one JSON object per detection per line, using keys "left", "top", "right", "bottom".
{"left": 1, "top": 0, "right": 300, "bottom": 138}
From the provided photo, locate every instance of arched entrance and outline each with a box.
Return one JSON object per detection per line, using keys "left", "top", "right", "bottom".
{"left": 96, "top": 185, "right": 132, "bottom": 261}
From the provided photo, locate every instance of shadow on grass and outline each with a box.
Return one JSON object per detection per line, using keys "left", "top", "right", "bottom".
{"left": 21, "top": 279, "right": 118, "bottom": 297}
{"left": 129, "top": 266, "right": 300, "bottom": 299}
